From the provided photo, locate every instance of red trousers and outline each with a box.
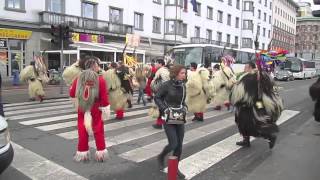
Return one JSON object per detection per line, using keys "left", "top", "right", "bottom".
{"left": 77, "top": 107, "right": 105, "bottom": 152}
{"left": 116, "top": 109, "right": 124, "bottom": 119}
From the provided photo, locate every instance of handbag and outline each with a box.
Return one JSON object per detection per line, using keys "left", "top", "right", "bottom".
{"left": 163, "top": 85, "right": 186, "bottom": 125}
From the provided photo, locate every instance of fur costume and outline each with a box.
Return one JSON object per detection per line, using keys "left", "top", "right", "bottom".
{"left": 186, "top": 68, "right": 215, "bottom": 113}
{"left": 212, "top": 66, "right": 236, "bottom": 107}
{"left": 62, "top": 61, "right": 82, "bottom": 86}
{"left": 103, "top": 69, "right": 127, "bottom": 111}
{"left": 231, "top": 71, "right": 283, "bottom": 138}
{"left": 309, "top": 77, "right": 320, "bottom": 122}
{"left": 20, "top": 65, "right": 45, "bottom": 101}
{"left": 70, "top": 70, "right": 110, "bottom": 162}
{"left": 34, "top": 56, "right": 49, "bottom": 84}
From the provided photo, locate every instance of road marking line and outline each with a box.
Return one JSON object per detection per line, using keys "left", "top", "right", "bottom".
{"left": 11, "top": 142, "right": 87, "bottom": 180}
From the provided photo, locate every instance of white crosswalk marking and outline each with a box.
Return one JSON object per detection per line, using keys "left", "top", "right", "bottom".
{"left": 5, "top": 97, "right": 301, "bottom": 180}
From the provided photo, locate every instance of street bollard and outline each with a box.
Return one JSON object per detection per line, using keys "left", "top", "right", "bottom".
{"left": 168, "top": 156, "right": 178, "bottom": 180}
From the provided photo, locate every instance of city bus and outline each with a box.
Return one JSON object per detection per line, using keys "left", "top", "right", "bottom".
{"left": 170, "top": 44, "right": 256, "bottom": 73}
{"left": 285, "top": 57, "right": 316, "bottom": 79}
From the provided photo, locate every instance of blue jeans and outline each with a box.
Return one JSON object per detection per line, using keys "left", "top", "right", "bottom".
{"left": 137, "top": 87, "right": 146, "bottom": 105}
{"left": 12, "top": 70, "right": 19, "bottom": 85}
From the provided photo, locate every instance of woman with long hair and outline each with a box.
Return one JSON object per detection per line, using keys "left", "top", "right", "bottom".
{"left": 135, "top": 64, "right": 147, "bottom": 106}
{"left": 69, "top": 57, "right": 110, "bottom": 162}
{"left": 155, "top": 64, "right": 187, "bottom": 179}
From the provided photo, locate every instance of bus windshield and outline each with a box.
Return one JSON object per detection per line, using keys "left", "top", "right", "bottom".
{"left": 286, "top": 58, "right": 302, "bottom": 72}
{"left": 173, "top": 47, "right": 203, "bottom": 66}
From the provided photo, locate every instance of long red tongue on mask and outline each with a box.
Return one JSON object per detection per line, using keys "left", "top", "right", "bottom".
{"left": 83, "top": 85, "right": 90, "bottom": 101}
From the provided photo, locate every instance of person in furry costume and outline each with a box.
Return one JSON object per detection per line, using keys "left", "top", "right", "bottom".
{"left": 150, "top": 59, "right": 170, "bottom": 129}
{"left": 145, "top": 62, "right": 157, "bottom": 102}
{"left": 309, "top": 77, "right": 320, "bottom": 122}
{"left": 212, "top": 55, "right": 237, "bottom": 110}
{"left": 186, "top": 67, "right": 215, "bottom": 122}
{"left": 62, "top": 60, "right": 82, "bottom": 86}
{"left": 231, "top": 63, "right": 283, "bottom": 149}
{"left": 116, "top": 62, "right": 134, "bottom": 109}
{"left": 103, "top": 62, "right": 128, "bottom": 120}
{"left": 70, "top": 57, "right": 110, "bottom": 162}
{"left": 20, "top": 61, "right": 45, "bottom": 102}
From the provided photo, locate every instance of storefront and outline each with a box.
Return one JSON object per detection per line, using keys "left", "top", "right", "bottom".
{"left": 0, "top": 28, "right": 32, "bottom": 78}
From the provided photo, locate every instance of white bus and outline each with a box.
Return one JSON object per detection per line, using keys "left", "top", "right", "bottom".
{"left": 170, "top": 44, "right": 256, "bottom": 73}
{"left": 285, "top": 57, "right": 316, "bottom": 79}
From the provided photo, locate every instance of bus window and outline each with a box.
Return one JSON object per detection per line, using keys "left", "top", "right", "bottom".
{"left": 173, "top": 47, "right": 203, "bottom": 66}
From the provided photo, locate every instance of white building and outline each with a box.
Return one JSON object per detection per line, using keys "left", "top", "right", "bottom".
{"left": 240, "top": 0, "right": 273, "bottom": 51}
{"left": 271, "top": 0, "right": 298, "bottom": 53}
{"left": 0, "top": 0, "right": 273, "bottom": 80}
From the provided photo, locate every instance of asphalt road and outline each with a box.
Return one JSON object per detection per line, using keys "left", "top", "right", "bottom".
{"left": 0, "top": 78, "right": 319, "bottom": 180}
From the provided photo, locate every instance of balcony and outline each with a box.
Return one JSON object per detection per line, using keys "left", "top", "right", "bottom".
{"left": 190, "top": 37, "right": 239, "bottom": 48}
{"left": 39, "top": 11, "right": 133, "bottom": 35}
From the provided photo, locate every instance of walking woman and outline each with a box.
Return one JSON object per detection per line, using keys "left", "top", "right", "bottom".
{"left": 155, "top": 64, "right": 187, "bottom": 179}
{"left": 135, "top": 64, "right": 147, "bottom": 106}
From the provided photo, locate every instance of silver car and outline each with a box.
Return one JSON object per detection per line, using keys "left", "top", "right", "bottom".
{"left": 0, "top": 116, "right": 14, "bottom": 174}
{"left": 275, "top": 70, "right": 294, "bottom": 81}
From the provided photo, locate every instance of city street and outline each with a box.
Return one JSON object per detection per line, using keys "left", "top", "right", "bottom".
{"left": 0, "top": 78, "right": 319, "bottom": 180}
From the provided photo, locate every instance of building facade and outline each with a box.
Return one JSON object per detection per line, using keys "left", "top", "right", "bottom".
{"left": 240, "top": 0, "right": 273, "bottom": 51}
{"left": 295, "top": 16, "right": 320, "bottom": 60}
{"left": 0, "top": 0, "right": 274, "bottom": 80}
{"left": 297, "top": 1, "right": 313, "bottom": 17}
{"left": 271, "top": 0, "right": 298, "bottom": 53}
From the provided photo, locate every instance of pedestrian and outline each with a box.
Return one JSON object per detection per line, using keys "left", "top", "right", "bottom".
{"left": 231, "top": 61, "right": 283, "bottom": 149}
{"left": 12, "top": 58, "right": 20, "bottom": 86}
{"left": 309, "top": 77, "right": 320, "bottom": 122}
{"left": 135, "top": 64, "right": 147, "bottom": 106}
{"left": 103, "top": 62, "right": 127, "bottom": 120}
{"left": 145, "top": 61, "right": 157, "bottom": 102}
{"left": 151, "top": 58, "right": 170, "bottom": 129}
{"left": 155, "top": 64, "right": 187, "bottom": 179}
{"left": 70, "top": 57, "right": 111, "bottom": 162}
{"left": 117, "top": 62, "right": 134, "bottom": 108}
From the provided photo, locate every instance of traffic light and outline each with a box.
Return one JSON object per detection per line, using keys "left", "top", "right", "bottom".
{"left": 63, "top": 25, "right": 73, "bottom": 46}
{"left": 50, "top": 24, "right": 62, "bottom": 44}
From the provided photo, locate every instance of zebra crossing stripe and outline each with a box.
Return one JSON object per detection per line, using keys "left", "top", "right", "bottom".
{"left": 20, "top": 114, "right": 77, "bottom": 126}
{"left": 174, "top": 110, "right": 300, "bottom": 180}
{"left": 11, "top": 142, "right": 87, "bottom": 180}
{"left": 4, "top": 100, "right": 73, "bottom": 112}
{"left": 8, "top": 109, "right": 75, "bottom": 121}
{"left": 119, "top": 115, "right": 234, "bottom": 162}
{"left": 3, "top": 98, "right": 69, "bottom": 108}
{"left": 89, "top": 110, "right": 229, "bottom": 148}
{"left": 5, "top": 104, "right": 73, "bottom": 116}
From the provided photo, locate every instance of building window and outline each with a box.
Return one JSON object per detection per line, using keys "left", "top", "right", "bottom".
{"left": 110, "top": 7, "right": 123, "bottom": 23}
{"left": 153, "top": 17, "right": 161, "bottom": 33}
{"left": 275, "top": 6, "right": 277, "bottom": 13}
{"left": 236, "top": 0, "right": 240, "bottom": 9}
{"left": 242, "top": 38, "right": 253, "bottom": 48}
{"left": 258, "top": 10, "right": 261, "bottom": 19}
{"left": 183, "top": 23, "right": 187, "bottom": 37}
{"left": 263, "top": 28, "right": 266, "bottom": 37}
{"left": 270, "top": 2, "right": 272, "bottom": 10}
{"left": 235, "top": 36, "right": 239, "bottom": 45}
{"left": 243, "top": 1, "right": 253, "bottom": 12}
{"left": 228, "top": 0, "right": 232, "bottom": 6}
{"left": 207, "top": 6, "right": 213, "bottom": 19}
{"left": 262, "top": 43, "right": 265, "bottom": 50}
{"left": 259, "top": 0, "right": 261, "bottom": 4}
{"left": 257, "top": 25, "right": 260, "bottom": 35}
{"left": 227, "top": 34, "right": 231, "bottom": 44}
{"left": 227, "top": 14, "right": 231, "bottom": 26}
{"left": 82, "top": 2, "right": 96, "bottom": 19}
{"left": 165, "top": 20, "right": 175, "bottom": 34}
{"left": 195, "top": 26, "right": 200, "bottom": 38}
{"left": 153, "top": 0, "right": 161, "bottom": 4}
{"left": 5, "top": 0, "right": 25, "bottom": 12}
{"left": 269, "top": 15, "right": 271, "bottom": 24}
{"left": 235, "top": 17, "right": 239, "bottom": 28}
{"left": 268, "top": 30, "right": 271, "bottom": 38}
{"left": 264, "top": 0, "right": 267, "bottom": 7}
{"left": 134, "top": 12, "right": 144, "bottom": 30}
{"left": 196, "top": 3, "right": 201, "bottom": 16}
{"left": 46, "top": 0, "right": 64, "bottom": 13}
{"left": 217, "top": 11, "right": 223, "bottom": 23}
{"left": 264, "top": 13, "right": 266, "bottom": 22}
{"left": 217, "top": 32, "right": 222, "bottom": 42}
{"left": 206, "top": 29, "right": 212, "bottom": 40}
{"left": 243, "top": 20, "right": 253, "bottom": 30}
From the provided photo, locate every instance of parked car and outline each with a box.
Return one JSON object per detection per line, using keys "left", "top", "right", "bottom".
{"left": 0, "top": 116, "right": 13, "bottom": 174}
{"left": 275, "top": 69, "right": 294, "bottom": 81}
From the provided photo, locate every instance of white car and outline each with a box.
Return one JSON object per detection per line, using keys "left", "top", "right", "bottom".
{"left": 0, "top": 116, "right": 13, "bottom": 174}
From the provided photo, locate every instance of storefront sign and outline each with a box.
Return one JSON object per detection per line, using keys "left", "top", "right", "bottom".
{"left": 126, "top": 34, "right": 140, "bottom": 47}
{"left": 0, "top": 28, "right": 32, "bottom": 39}
{"left": 71, "top": 33, "right": 104, "bottom": 43}
{"left": 0, "top": 39, "right": 7, "bottom": 48}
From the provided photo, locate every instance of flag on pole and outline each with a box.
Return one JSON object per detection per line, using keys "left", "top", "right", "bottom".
{"left": 191, "top": 0, "right": 197, "bottom": 12}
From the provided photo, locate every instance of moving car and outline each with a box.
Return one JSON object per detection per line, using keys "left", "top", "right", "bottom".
{"left": 275, "top": 69, "right": 294, "bottom": 81}
{"left": 0, "top": 116, "right": 14, "bottom": 174}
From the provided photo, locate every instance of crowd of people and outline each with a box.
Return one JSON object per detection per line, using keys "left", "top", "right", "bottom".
{"left": 16, "top": 54, "right": 286, "bottom": 179}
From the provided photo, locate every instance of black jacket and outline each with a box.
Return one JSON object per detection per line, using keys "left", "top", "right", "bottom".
{"left": 154, "top": 79, "right": 187, "bottom": 112}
